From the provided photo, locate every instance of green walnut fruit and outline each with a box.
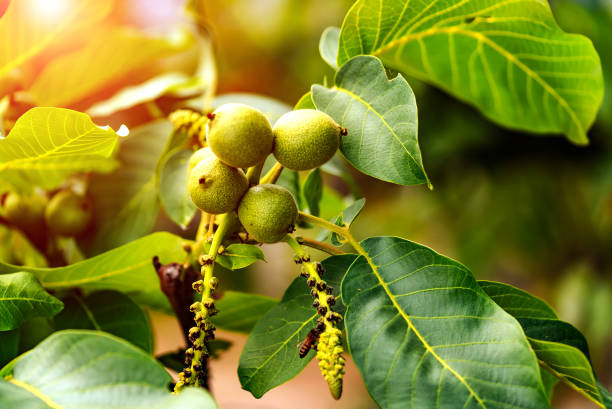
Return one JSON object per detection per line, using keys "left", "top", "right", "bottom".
{"left": 237, "top": 184, "right": 298, "bottom": 243}
{"left": 188, "top": 155, "right": 248, "bottom": 214}
{"left": 206, "top": 103, "right": 274, "bottom": 168}
{"left": 272, "top": 109, "right": 342, "bottom": 171}
{"left": 188, "top": 147, "right": 214, "bottom": 175}
{"left": 45, "top": 191, "right": 93, "bottom": 236}
{"left": 1, "top": 191, "right": 47, "bottom": 230}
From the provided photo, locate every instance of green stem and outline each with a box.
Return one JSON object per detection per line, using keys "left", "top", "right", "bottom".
{"left": 245, "top": 162, "right": 264, "bottom": 185}
{"left": 296, "top": 236, "right": 345, "bottom": 256}
{"left": 260, "top": 161, "right": 284, "bottom": 185}
{"left": 297, "top": 211, "right": 366, "bottom": 259}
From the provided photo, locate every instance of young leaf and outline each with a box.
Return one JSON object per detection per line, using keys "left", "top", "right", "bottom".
{"left": 53, "top": 291, "right": 153, "bottom": 353}
{"left": 216, "top": 244, "right": 266, "bottom": 271}
{"left": 0, "top": 330, "right": 217, "bottom": 409}
{"left": 480, "top": 280, "right": 612, "bottom": 408}
{"left": 337, "top": 0, "right": 604, "bottom": 144}
{"left": 0, "top": 232, "right": 190, "bottom": 312}
{"left": 312, "top": 56, "right": 430, "bottom": 187}
{"left": 0, "top": 0, "right": 113, "bottom": 84}
{"left": 303, "top": 168, "right": 323, "bottom": 217}
{"left": 0, "top": 272, "right": 63, "bottom": 331}
{"left": 341, "top": 237, "right": 550, "bottom": 409}
{"left": 238, "top": 254, "right": 356, "bottom": 398}
{"left": 328, "top": 198, "right": 366, "bottom": 246}
{"left": 294, "top": 92, "right": 315, "bottom": 110}
{"left": 28, "top": 27, "right": 194, "bottom": 107}
{"left": 0, "top": 108, "right": 120, "bottom": 193}
{"left": 212, "top": 291, "right": 278, "bottom": 334}
{"left": 158, "top": 148, "right": 197, "bottom": 228}
{"left": 319, "top": 26, "right": 341, "bottom": 70}
{"left": 84, "top": 121, "right": 172, "bottom": 254}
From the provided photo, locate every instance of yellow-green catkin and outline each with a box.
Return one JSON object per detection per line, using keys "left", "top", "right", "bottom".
{"left": 294, "top": 249, "right": 345, "bottom": 400}
{"left": 174, "top": 258, "right": 218, "bottom": 391}
{"left": 316, "top": 326, "right": 345, "bottom": 399}
{"left": 169, "top": 109, "right": 208, "bottom": 146}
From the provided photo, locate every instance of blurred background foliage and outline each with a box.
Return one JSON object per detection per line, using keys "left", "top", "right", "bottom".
{"left": 0, "top": 0, "right": 609, "bottom": 407}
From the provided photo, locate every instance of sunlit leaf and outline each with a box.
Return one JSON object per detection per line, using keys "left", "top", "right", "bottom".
{"left": 338, "top": 0, "right": 604, "bottom": 144}
{"left": 480, "top": 280, "right": 612, "bottom": 408}
{"left": 0, "top": 232, "right": 191, "bottom": 312}
{"left": 239, "top": 255, "right": 355, "bottom": 398}
{"left": 84, "top": 121, "right": 172, "bottom": 255}
{"left": 158, "top": 148, "right": 197, "bottom": 228}
{"left": 0, "top": 107, "right": 119, "bottom": 193}
{"left": 54, "top": 291, "right": 153, "bottom": 353}
{"left": 0, "top": 330, "right": 217, "bottom": 409}
{"left": 320, "top": 26, "right": 340, "bottom": 70}
{"left": 0, "top": 0, "right": 113, "bottom": 85}
{"left": 294, "top": 92, "right": 315, "bottom": 110}
{"left": 313, "top": 56, "right": 430, "bottom": 186}
{"left": 341, "top": 237, "right": 550, "bottom": 409}
{"left": 212, "top": 291, "right": 277, "bottom": 334}
{"left": 0, "top": 272, "right": 62, "bottom": 331}
{"left": 28, "top": 27, "right": 194, "bottom": 107}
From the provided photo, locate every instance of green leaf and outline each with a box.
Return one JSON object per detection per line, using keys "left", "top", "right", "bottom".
{"left": 0, "top": 107, "right": 119, "bottom": 193}
{"left": 480, "top": 280, "right": 611, "bottom": 408}
{"left": 158, "top": 148, "right": 197, "bottom": 228}
{"left": 294, "top": 92, "right": 315, "bottom": 110}
{"left": 28, "top": 27, "right": 193, "bottom": 107}
{"left": 216, "top": 244, "right": 266, "bottom": 271}
{"left": 238, "top": 254, "right": 356, "bottom": 398}
{"left": 87, "top": 72, "right": 197, "bottom": 118}
{"left": 303, "top": 168, "right": 323, "bottom": 217}
{"left": 212, "top": 291, "right": 278, "bottom": 334}
{"left": 0, "top": 330, "right": 18, "bottom": 368}
{"left": 84, "top": 121, "right": 172, "bottom": 254}
{"left": 53, "top": 291, "right": 153, "bottom": 353}
{"left": 330, "top": 198, "right": 365, "bottom": 246}
{"left": 312, "top": 56, "right": 429, "bottom": 186}
{"left": 0, "top": 0, "right": 113, "bottom": 84}
{"left": 0, "top": 232, "right": 190, "bottom": 312}
{"left": 338, "top": 0, "right": 604, "bottom": 144}
{"left": 0, "top": 330, "right": 217, "bottom": 409}
{"left": 341, "top": 237, "right": 549, "bottom": 409}
{"left": 320, "top": 26, "right": 341, "bottom": 70}
{"left": 0, "top": 272, "right": 63, "bottom": 331}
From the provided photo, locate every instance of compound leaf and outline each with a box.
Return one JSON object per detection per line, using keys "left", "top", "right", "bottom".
{"left": 341, "top": 237, "right": 550, "bottom": 409}
{"left": 337, "top": 0, "right": 604, "bottom": 144}
{"left": 313, "top": 56, "right": 429, "bottom": 186}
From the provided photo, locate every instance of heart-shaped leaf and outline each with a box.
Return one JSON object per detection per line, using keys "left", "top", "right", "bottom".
{"left": 0, "top": 330, "right": 217, "bottom": 409}
{"left": 54, "top": 290, "right": 153, "bottom": 353}
{"left": 0, "top": 108, "right": 120, "bottom": 193}
{"left": 0, "top": 232, "right": 191, "bottom": 312}
{"left": 0, "top": 272, "right": 63, "bottom": 331}
{"left": 238, "top": 254, "right": 356, "bottom": 398}
{"left": 313, "top": 56, "right": 429, "bottom": 186}
{"left": 337, "top": 0, "right": 604, "bottom": 144}
{"left": 480, "top": 280, "right": 612, "bottom": 408}
{"left": 341, "top": 237, "right": 550, "bottom": 409}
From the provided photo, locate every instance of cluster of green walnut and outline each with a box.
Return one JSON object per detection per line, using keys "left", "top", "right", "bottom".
{"left": 172, "top": 102, "right": 348, "bottom": 398}
{"left": 0, "top": 189, "right": 92, "bottom": 237}
{"left": 187, "top": 103, "right": 344, "bottom": 241}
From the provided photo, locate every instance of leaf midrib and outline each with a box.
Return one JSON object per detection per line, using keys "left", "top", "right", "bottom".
{"left": 372, "top": 25, "right": 586, "bottom": 143}
{"left": 355, "top": 247, "right": 487, "bottom": 409}
{"left": 8, "top": 378, "right": 61, "bottom": 409}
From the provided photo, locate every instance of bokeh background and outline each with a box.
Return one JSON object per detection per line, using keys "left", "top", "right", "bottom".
{"left": 1, "top": 0, "right": 610, "bottom": 408}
